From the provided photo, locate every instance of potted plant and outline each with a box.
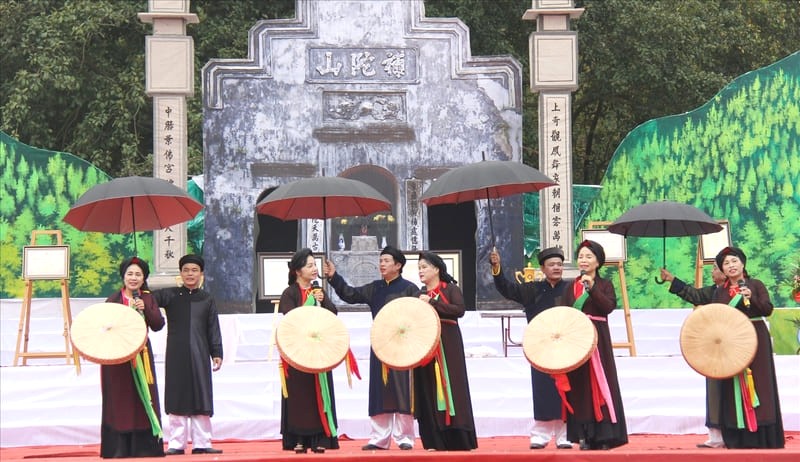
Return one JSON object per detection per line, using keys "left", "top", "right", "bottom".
{"left": 788, "top": 259, "right": 800, "bottom": 304}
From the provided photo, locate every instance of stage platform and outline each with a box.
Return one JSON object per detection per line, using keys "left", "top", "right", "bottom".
{"left": 1, "top": 298, "right": 798, "bottom": 453}
{"left": 1, "top": 434, "right": 798, "bottom": 462}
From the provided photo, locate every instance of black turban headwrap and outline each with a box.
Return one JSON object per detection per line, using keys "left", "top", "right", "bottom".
{"left": 179, "top": 254, "right": 205, "bottom": 271}
{"left": 119, "top": 256, "right": 150, "bottom": 280}
{"left": 419, "top": 251, "right": 457, "bottom": 285}
{"left": 380, "top": 245, "right": 406, "bottom": 272}
{"left": 577, "top": 240, "right": 606, "bottom": 267}
{"left": 537, "top": 246, "right": 564, "bottom": 265}
{"left": 715, "top": 246, "right": 747, "bottom": 270}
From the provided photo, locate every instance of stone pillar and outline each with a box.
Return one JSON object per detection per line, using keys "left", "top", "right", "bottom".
{"left": 523, "top": 0, "right": 583, "bottom": 264}
{"left": 138, "top": 0, "right": 198, "bottom": 286}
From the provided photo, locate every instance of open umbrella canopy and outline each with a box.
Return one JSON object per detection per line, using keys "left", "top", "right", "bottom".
{"left": 607, "top": 200, "right": 722, "bottom": 282}
{"left": 63, "top": 176, "right": 203, "bottom": 234}
{"left": 420, "top": 160, "right": 556, "bottom": 206}
{"left": 419, "top": 159, "right": 555, "bottom": 246}
{"left": 607, "top": 200, "right": 722, "bottom": 238}
{"left": 256, "top": 176, "right": 391, "bottom": 220}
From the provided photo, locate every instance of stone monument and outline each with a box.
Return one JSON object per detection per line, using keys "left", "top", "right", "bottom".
{"left": 524, "top": 0, "right": 584, "bottom": 264}
{"left": 138, "top": 0, "right": 198, "bottom": 285}
{"left": 202, "top": 0, "right": 523, "bottom": 312}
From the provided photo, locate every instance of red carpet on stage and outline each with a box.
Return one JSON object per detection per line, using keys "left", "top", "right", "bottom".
{"left": 1, "top": 433, "right": 797, "bottom": 462}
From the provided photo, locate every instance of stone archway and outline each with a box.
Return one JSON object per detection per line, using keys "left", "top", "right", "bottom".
{"left": 253, "top": 187, "right": 298, "bottom": 313}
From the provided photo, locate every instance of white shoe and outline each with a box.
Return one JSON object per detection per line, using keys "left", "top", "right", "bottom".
{"left": 529, "top": 437, "right": 549, "bottom": 449}
{"left": 696, "top": 439, "right": 724, "bottom": 448}
{"left": 556, "top": 440, "right": 573, "bottom": 449}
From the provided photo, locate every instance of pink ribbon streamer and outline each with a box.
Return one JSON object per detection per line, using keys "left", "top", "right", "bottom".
{"left": 586, "top": 314, "right": 617, "bottom": 423}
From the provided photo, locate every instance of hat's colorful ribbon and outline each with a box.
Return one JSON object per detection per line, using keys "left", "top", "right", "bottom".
{"left": 727, "top": 296, "right": 758, "bottom": 431}
{"left": 131, "top": 353, "right": 162, "bottom": 437}
{"left": 315, "top": 372, "right": 337, "bottom": 437}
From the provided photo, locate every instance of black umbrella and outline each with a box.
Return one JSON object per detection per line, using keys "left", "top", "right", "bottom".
{"left": 256, "top": 176, "right": 392, "bottom": 253}
{"left": 420, "top": 154, "right": 556, "bottom": 246}
{"left": 607, "top": 200, "right": 722, "bottom": 283}
{"left": 63, "top": 176, "right": 203, "bottom": 255}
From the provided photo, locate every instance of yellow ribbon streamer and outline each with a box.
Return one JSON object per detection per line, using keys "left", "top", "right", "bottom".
{"left": 434, "top": 361, "right": 444, "bottom": 404}
{"left": 141, "top": 345, "right": 153, "bottom": 384}
{"left": 279, "top": 362, "right": 288, "bottom": 398}
{"left": 746, "top": 368, "right": 759, "bottom": 407}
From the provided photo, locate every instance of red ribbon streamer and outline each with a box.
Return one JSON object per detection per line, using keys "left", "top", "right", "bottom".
{"left": 552, "top": 373, "right": 574, "bottom": 420}
{"left": 314, "top": 375, "right": 332, "bottom": 437}
{"left": 346, "top": 348, "right": 361, "bottom": 380}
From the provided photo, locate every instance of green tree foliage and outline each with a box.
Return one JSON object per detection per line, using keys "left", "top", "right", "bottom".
{"left": 2, "top": 0, "right": 798, "bottom": 181}
{"left": 0, "top": 132, "right": 152, "bottom": 298}
{"left": 0, "top": 0, "right": 153, "bottom": 177}
{"left": 572, "top": 0, "right": 800, "bottom": 184}
{"left": 585, "top": 53, "right": 800, "bottom": 308}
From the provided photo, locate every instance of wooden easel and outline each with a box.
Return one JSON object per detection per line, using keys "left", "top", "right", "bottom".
{"left": 13, "top": 230, "right": 81, "bottom": 373}
{"left": 587, "top": 222, "right": 637, "bottom": 356}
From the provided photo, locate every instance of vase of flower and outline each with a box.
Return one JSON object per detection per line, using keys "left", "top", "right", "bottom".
{"left": 337, "top": 233, "right": 345, "bottom": 251}
{"left": 380, "top": 235, "right": 388, "bottom": 248}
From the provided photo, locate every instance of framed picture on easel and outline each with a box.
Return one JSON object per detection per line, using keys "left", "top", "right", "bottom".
{"left": 402, "top": 251, "right": 461, "bottom": 288}
{"left": 22, "top": 245, "right": 70, "bottom": 280}
{"left": 580, "top": 229, "right": 627, "bottom": 262}
{"left": 257, "top": 252, "right": 324, "bottom": 300}
{"left": 700, "top": 221, "right": 731, "bottom": 262}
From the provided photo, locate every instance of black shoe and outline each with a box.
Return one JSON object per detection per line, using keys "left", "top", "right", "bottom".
{"left": 398, "top": 443, "right": 412, "bottom": 450}
{"left": 191, "top": 448, "right": 223, "bottom": 454}
{"left": 362, "top": 444, "right": 386, "bottom": 451}
{"left": 165, "top": 449, "right": 185, "bottom": 456}
{"left": 529, "top": 443, "right": 545, "bottom": 449}
{"left": 294, "top": 444, "right": 307, "bottom": 454}
{"left": 556, "top": 443, "right": 573, "bottom": 449}
{"left": 579, "top": 439, "right": 590, "bottom": 450}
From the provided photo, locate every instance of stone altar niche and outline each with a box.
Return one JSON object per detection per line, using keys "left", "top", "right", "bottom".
{"left": 329, "top": 236, "right": 379, "bottom": 309}
{"left": 202, "top": 0, "right": 523, "bottom": 313}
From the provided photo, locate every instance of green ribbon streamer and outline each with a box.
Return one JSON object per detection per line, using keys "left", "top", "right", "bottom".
{"left": 318, "top": 372, "right": 337, "bottom": 437}
{"left": 435, "top": 342, "right": 456, "bottom": 416}
{"left": 131, "top": 353, "right": 163, "bottom": 437}
{"left": 727, "top": 294, "right": 746, "bottom": 429}
{"left": 733, "top": 373, "right": 745, "bottom": 429}
{"left": 573, "top": 291, "right": 589, "bottom": 311}
{"left": 748, "top": 369, "right": 760, "bottom": 407}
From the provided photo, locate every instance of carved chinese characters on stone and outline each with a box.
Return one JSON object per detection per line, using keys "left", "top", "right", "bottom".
{"left": 540, "top": 94, "right": 573, "bottom": 260}
{"left": 308, "top": 47, "right": 417, "bottom": 83}
{"left": 154, "top": 96, "right": 187, "bottom": 269}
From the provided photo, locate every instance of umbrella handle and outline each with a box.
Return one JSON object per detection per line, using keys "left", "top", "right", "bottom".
{"left": 654, "top": 276, "right": 666, "bottom": 284}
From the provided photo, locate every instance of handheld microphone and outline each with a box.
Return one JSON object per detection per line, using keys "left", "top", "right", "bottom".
{"left": 132, "top": 289, "right": 144, "bottom": 315}
{"left": 579, "top": 270, "right": 590, "bottom": 290}
{"left": 311, "top": 280, "right": 322, "bottom": 306}
{"left": 737, "top": 280, "right": 750, "bottom": 307}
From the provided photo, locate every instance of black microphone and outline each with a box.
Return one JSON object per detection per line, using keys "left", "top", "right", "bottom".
{"left": 579, "top": 270, "right": 590, "bottom": 290}
{"left": 132, "top": 289, "right": 143, "bottom": 315}
{"left": 311, "top": 280, "right": 322, "bottom": 306}
{"left": 737, "top": 280, "right": 750, "bottom": 307}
